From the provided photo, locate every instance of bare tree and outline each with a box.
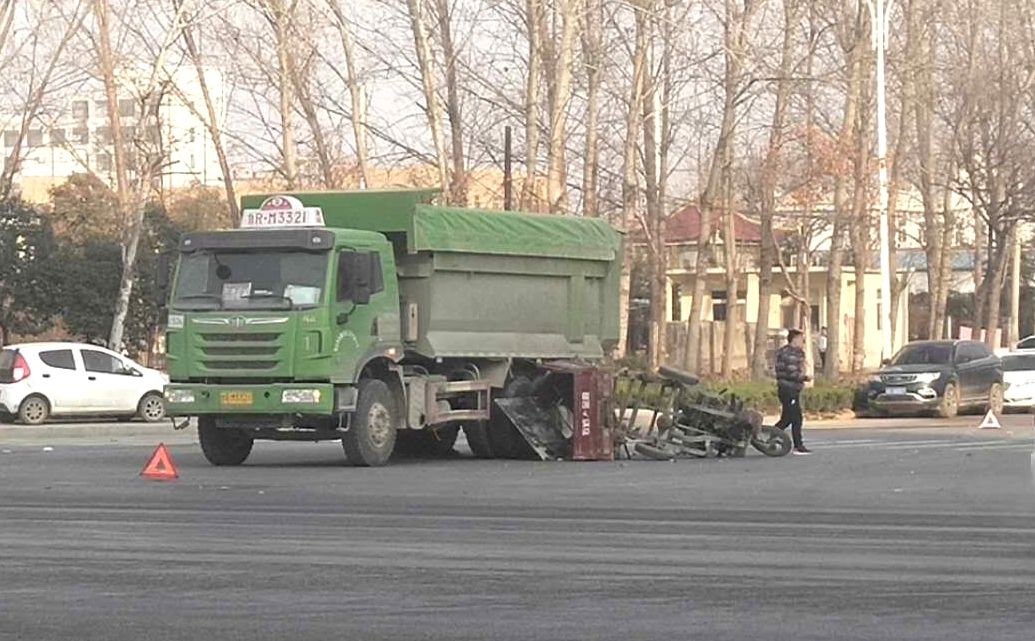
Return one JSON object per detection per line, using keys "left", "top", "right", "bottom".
{"left": 580, "top": 0, "right": 601, "bottom": 217}
{"left": 325, "top": 0, "right": 370, "bottom": 188}
{"left": 406, "top": 0, "right": 449, "bottom": 194}
{"left": 0, "top": 2, "right": 85, "bottom": 199}
{"left": 752, "top": 0, "right": 802, "bottom": 377}
{"left": 175, "top": 0, "right": 239, "bottom": 223}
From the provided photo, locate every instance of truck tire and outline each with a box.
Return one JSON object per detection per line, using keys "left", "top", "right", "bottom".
{"left": 198, "top": 417, "right": 253, "bottom": 466}
{"left": 462, "top": 421, "right": 494, "bottom": 458}
{"left": 18, "top": 395, "right": 50, "bottom": 425}
{"left": 342, "top": 379, "right": 398, "bottom": 467}
{"left": 394, "top": 424, "right": 460, "bottom": 458}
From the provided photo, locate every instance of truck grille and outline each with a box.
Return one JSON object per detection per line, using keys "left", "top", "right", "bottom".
{"left": 198, "top": 331, "right": 283, "bottom": 373}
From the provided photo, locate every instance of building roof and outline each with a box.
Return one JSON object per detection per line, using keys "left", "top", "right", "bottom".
{"left": 621, "top": 204, "right": 770, "bottom": 247}
{"left": 663, "top": 204, "right": 766, "bottom": 243}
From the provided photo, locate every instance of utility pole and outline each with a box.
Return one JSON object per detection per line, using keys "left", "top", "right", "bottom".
{"left": 867, "top": 0, "right": 894, "bottom": 361}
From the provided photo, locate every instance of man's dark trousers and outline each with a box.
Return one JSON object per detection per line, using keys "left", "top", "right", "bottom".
{"left": 776, "top": 383, "right": 804, "bottom": 448}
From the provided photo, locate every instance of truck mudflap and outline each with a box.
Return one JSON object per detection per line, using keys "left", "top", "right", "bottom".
{"left": 164, "top": 383, "right": 335, "bottom": 415}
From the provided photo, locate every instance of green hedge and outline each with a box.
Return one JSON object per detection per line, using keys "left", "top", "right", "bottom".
{"left": 615, "top": 377, "right": 857, "bottom": 417}
{"left": 704, "top": 381, "right": 855, "bottom": 416}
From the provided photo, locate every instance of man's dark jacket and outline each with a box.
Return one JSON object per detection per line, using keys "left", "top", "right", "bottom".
{"left": 775, "top": 344, "right": 807, "bottom": 392}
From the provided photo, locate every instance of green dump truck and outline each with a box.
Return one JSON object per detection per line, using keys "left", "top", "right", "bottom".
{"left": 161, "top": 189, "right": 622, "bottom": 466}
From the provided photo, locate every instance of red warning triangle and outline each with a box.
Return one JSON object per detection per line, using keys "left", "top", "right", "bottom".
{"left": 141, "top": 443, "right": 179, "bottom": 480}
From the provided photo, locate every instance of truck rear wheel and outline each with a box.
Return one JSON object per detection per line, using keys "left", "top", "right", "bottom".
{"left": 198, "top": 417, "right": 253, "bottom": 466}
{"left": 343, "top": 379, "right": 398, "bottom": 467}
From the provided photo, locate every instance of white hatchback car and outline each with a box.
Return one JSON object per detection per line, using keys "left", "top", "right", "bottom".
{"left": 0, "top": 342, "right": 168, "bottom": 425}
{"left": 1003, "top": 352, "right": 1035, "bottom": 410}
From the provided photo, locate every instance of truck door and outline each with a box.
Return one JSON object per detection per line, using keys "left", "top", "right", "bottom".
{"left": 333, "top": 250, "right": 385, "bottom": 359}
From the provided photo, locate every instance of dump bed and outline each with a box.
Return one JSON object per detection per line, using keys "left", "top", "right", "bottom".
{"left": 240, "top": 189, "right": 623, "bottom": 360}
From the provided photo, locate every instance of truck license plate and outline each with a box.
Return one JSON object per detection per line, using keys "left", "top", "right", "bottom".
{"left": 886, "top": 387, "right": 906, "bottom": 395}
{"left": 220, "top": 391, "right": 254, "bottom": 406}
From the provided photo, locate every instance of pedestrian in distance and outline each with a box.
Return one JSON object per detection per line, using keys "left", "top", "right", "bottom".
{"left": 818, "top": 327, "right": 828, "bottom": 372}
{"left": 775, "top": 328, "right": 811, "bottom": 455}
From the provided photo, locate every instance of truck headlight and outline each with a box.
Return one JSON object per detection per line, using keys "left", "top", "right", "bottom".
{"left": 914, "top": 372, "right": 941, "bottom": 384}
{"left": 165, "top": 389, "right": 195, "bottom": 404}
{"left": 282, "top": 389, "right": 322, "bottom": 404}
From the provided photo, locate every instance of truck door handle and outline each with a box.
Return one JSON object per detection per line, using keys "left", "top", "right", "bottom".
{"left": 88, "top": 376, "right": 97, "bottom": 381}
{"left": 42, "top": 374, "right": 51, "bottom": 378}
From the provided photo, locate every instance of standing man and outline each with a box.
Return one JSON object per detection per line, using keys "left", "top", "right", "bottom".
{"left": 775, "top": 329, "right": 811, "bottom": 455}
{"left": 817, "top": 327, "right": 828, "bottom": 372}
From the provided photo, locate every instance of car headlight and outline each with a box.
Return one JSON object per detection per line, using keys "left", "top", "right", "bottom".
{"left": 282, "top": 389, "right": 322, "bottom": 404}
{"left": 165, "top": 389, "right": 195, "bottom": 404}
{"left": 913, "top": 372, "right": 941, "bottom": 384}
{"left": 869, "top": 374, "right": 883, "bottom": 383}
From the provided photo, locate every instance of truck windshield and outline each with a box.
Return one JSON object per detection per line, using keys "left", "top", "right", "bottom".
{"left": 172, "top": 250, "right": 328, "bottom": 310}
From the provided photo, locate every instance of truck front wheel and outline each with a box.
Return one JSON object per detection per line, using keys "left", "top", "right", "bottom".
{"left": 343, "top": 379, "right": 398, "bottom": 467}
{"left": 198, "top": 417, "right": 253, "bottom": 466}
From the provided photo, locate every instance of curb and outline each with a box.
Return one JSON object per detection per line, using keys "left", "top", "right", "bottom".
{"left": 0, "top": 421, "right": 192, "bottom": 441}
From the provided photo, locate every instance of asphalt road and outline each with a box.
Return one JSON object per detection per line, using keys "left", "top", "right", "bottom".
{"left": 2, "top": 415, "right": 1034, "bottom": 641}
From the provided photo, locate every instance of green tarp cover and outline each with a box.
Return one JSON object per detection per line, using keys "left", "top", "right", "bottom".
{"left": 411, "top": 205, "right": 620, "bottom": 261}
{"left": 240, "top": 190, "right": 621, "bottom": 261}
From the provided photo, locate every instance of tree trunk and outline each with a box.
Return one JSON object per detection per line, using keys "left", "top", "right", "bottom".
{"left": 326, "top": 0, "right": 370, "bottom": 188}
{"left": 824, "top": 8, "right": 865, "bottom": 379}
{"left": 850, "top": 49, "right": 871, "bottom": 373}
{"left": 179, "top": 0, "right": 239, "bottom": 223}
{"left": 95, "top": 0, "right": 138, "bottom": 350}
{"left": 522, "top": 0, "right": 542, "bottom": 210}
{"left": 617, "top": 2, "right": 648, "bottom": 359}
{"left": 406, "top": 0, "right": 449, "bottom": 192}
{"left": 580, "top": 0, "right": 601, "bottom": 217}
{"left": 752, "top": 0, "right": 800, "bottom": 379}
{"left": 544, "top": 0, "right": 579, "bottom": 213}
{"left": 435, "top": 0, "right": 466, "bottom": 205}
{"left": 269, "top": 0, "right": 298, "bottom": 188}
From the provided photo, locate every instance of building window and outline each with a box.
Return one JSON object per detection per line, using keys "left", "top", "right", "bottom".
{"left": 96, "top": 152, "right": 112, "bottom": 172}
{"left": 671, "top": 283, "right": 682, "bottom": 322}
{"left": 3, "top": 130, "right": 18, "bottom": 147}
{"left": 896, "top": 225, "right": 908, "bottom": 245}
{"left": 26, "top": 129, "right": 43, "bottom": 147}
{"left": 50, "top": 129, "right": 66, "bottom": 145}
{"left": 95, "top": 126, "right": 112, "bottom": 144}
{"left": 94, "top": 99, "right": 108, "bottom": 115}
{"left": 123, "top": 125, "right": 136, "bottom": 141}
{"left": 72, "top": 128, "right": 89, "bottom": 144}
{"left": 118, "top": 98, "right": 135, "bottom": 118}
{"left": 72, "top": 100, "right": 89, "bottom": 120}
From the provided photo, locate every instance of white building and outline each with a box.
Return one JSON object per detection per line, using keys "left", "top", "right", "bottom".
{"left": 2, "top": 67, "right": 225, "bottom": 201}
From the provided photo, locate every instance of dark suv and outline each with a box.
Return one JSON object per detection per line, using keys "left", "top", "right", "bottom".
{"left": 866, "top": 340, "right": 1004, "bottom": 418}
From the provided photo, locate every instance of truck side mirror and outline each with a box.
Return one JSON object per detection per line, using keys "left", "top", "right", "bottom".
{"left": 155, "top": 252, "right": 172, "bottom": 306}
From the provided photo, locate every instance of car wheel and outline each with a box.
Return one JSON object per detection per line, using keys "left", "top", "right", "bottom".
{"left": 342, "top": 379, "right": 398, "bottom": 467}
{"left": 198, "top": 416, "right": 253, "bottom": 466}
{"left": 18, "top": 395, "right": 50, "bottom": 425}
{"left": 137, "top": 392, "right": 166, "bottom": 423}
{"left": 937, "top": 382, "right": 959, "bottom": 419}
{"left": 987, "top": 382, "right": 1005, "bottom": 415}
